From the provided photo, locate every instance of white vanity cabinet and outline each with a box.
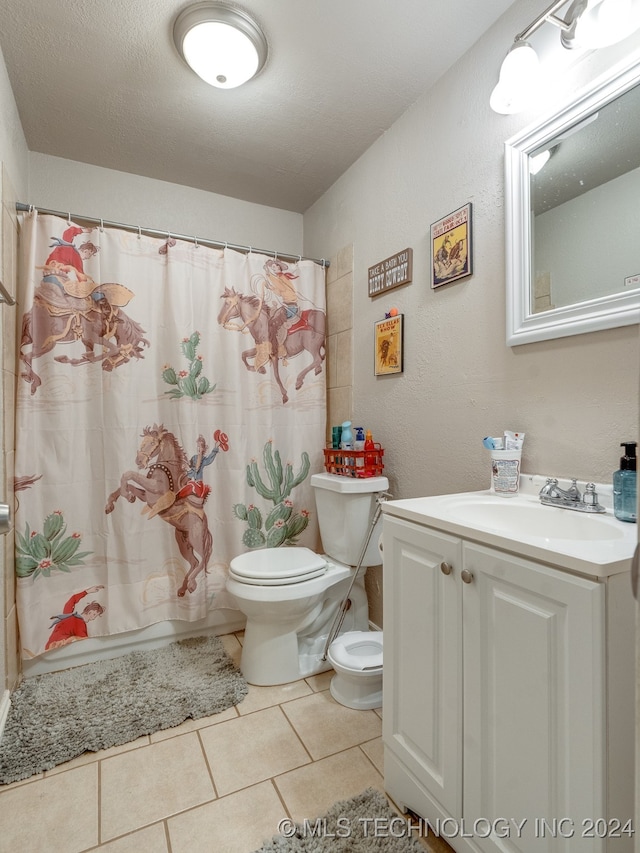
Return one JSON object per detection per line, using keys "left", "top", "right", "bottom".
{"left": 382, "top": 511, "right": 635, "bottom": 853}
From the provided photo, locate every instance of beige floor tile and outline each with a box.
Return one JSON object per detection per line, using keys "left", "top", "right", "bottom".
{"left": 0, "top": 763, "right": 98, "bottom": 851}
{"left": 360, "top": 736, "right": 384, "bottom": 775}
{"left": 281, "top": 690, "right": 382, "bottom": 759}
{"left": 100, "top": 732, "right": 215, "bottom": 841}
{"left": 150, "top": 706, "right": 239, "bottom": 742}
{"left": 275, "top": 746, "right": 384, "bottom": 821}
{"left": 87, "top": 822, "right": 169, "bottom": 852}
{"left": 420, "top": 831, "right": 457, "bottom": 852}
{"left": 199, "top": 705, "right": 311, "bottom": 796}
{"left": 219, "top": 632, "right": 243, "bottom": 657}
{"left": 168, "top": 780, "right": 286, "bottom": 853}
{"left": 236, "top": 678, "right": 312, "bottom": 715}
{"left": 305, "top": 669, "right": 333, "bottom": 692}
{"left": 45, "top": 735, "right": 151, "bottom": 775}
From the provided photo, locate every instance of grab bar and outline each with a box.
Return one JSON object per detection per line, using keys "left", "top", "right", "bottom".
{"left": 0, "top": 503, "right": 11, "bottom": 535}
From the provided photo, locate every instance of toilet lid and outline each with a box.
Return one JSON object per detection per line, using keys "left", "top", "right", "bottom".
{"left": 229, "top": 546, "right": 328, "bottom": 586}
{"left": 329, "top": 631, "right": 383, "bottom": 671}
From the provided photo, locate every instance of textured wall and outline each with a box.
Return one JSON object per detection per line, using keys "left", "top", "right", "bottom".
{"left": 304, "top": 0, "right": 640, "bottom": 503}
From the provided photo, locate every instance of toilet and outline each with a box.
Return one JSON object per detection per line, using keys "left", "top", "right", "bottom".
{"left": 327, "top": 629, "right": 383, "bottom": 710}
{"left": 226, "top": 472, "right": 388, "bottom": 686}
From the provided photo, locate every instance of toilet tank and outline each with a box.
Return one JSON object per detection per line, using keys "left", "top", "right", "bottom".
{"left": 311, "top": 473, "right": 389, "bottom": 567}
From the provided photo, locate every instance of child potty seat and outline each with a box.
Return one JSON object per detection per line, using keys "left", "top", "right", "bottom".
{"left": 328, "top": 631, "right": 383, "bottom": 671}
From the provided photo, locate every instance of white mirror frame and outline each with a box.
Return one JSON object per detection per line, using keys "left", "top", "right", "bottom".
{"left": 505, "top": 52, "right": 640, "bottom": 346}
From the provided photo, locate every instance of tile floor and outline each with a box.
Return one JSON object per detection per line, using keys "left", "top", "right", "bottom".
{"left": 0, "top": 632, "right": 453, "bottom": 853}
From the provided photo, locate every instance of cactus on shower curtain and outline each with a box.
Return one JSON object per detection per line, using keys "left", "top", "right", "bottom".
{"left": 233, "top": 440, "right": 311, "bottom": 548}
{"left": 162, "top": 331, "right": 216, "bottom": 400}
{"left": 15, "top": 511, "right": 93, "bottom": 578}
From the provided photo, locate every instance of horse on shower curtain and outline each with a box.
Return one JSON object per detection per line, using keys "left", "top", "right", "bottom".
{"left": 217, "top": 286, "right": 325, "bottom": 404}
{"left": 13, "top": 211, "right": 327, "bottom": 660}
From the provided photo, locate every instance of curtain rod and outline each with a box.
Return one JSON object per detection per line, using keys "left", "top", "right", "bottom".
{"left": 15, "top": 203, "right": 329, "bottom": 268}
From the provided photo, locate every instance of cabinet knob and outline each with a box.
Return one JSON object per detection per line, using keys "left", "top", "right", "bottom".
{"left": 440, "top": 561, "right": 452, "bottom": 575}
{"left": 461, "top": 569, "right": 474, "bottom": 584}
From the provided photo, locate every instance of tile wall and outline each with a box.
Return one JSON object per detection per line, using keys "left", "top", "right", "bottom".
{"left": 324, "top": 246, "right": 383, "bottom": 628}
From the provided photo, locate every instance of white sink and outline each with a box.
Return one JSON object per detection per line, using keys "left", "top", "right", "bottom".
{"left": 382, "top": 479, "right": 637, "bottom": 577}
{"left": 447, "top": 497, "right": 625, "bottom": 542}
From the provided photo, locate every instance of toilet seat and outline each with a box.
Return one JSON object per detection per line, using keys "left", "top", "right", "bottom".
{"left": 229, "top": 546, "right": 328, "bottom": 586}
{"left": 328, "top": 631, "right": 383, "bottom": 671}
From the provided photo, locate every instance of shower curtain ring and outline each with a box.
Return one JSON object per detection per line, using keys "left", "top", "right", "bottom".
{"left": 194, "top": 236, "right": 199, "bottom": 249}
{"left": 137, "top": 226, "right": 142, "bottom": 240}
{"left": 67, "top": 212, "right": 72, "bottom": 225}
{"left": 100, "top": 219, "right": 104, "bottom": 232}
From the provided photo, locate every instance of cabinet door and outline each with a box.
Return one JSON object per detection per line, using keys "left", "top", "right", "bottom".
{"left": 462, "top": 542, "right": 605, "bottom": 853}
{"left": 382, "top": 515, "right": 463, "bottom": 820}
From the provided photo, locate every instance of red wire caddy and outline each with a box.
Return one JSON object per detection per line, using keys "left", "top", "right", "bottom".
{"left": 323, "top": 444, "right": 384, "bottom": 478}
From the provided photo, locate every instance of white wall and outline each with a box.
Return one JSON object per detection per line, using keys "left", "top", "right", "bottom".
{"left": 303, "top": 0, "right": 640, "bottom": 499}
{"left": 28, "top": 152, "right": 303, "bottom": 258}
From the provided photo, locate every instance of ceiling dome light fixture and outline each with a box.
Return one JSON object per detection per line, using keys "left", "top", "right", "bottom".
{"left": 173, "top": 2, "right": 268, "bottom": 89}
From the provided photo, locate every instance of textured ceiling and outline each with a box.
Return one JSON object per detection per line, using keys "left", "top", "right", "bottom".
{"left": 0, "top": 0, "right": 518, "bottom": 212}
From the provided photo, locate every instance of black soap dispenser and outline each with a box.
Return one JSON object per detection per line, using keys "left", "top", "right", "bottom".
{"left": 613, "top": 441, "right": 637, "bottom": 523}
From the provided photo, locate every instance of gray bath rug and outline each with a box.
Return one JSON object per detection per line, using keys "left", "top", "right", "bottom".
{"left": 0, "top": 635, "right": 248, "bottom": 785}
{"left": 254, "top": 788, "right": 426, "bottom": 852}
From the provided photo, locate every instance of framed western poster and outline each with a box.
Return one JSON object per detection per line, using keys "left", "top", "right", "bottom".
{"left": 431, "top": 202, "right": 473, "bottom": 288}
{"left": 374, "top": 314, "right": 404, "bottom": 375}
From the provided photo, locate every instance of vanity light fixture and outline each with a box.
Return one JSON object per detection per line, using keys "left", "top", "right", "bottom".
{"left": 490, "top": 0, "right": 640, "bottom": 114}
{"left": 562, "top": 0, "right": 640, "bottom": 48}
{"left": 173, "top": 2, "right": 268, "bottom": 89}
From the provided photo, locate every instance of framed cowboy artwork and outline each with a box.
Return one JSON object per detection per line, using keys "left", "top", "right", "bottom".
{"left": 374, "top": 314, "right": 404, "bottom": 376}
{"left": 431, "top": 202, "right": 473, "bottom": 288}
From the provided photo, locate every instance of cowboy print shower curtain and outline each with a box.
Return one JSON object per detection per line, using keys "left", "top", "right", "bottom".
{"left": 14, "top": 211, "right": 326, "bottom": 658}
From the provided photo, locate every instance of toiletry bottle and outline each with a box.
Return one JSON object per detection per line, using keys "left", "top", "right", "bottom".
{"left": 354, "top": 427, "right": 365, "bottom": 474}
{"left": 613, "top": 441, "right": 637, "bottom": 523}
{"left": 340, "top": 421, "right": 353, "bottom": 449}
{"left": 364, "top": 429, "right": 375, "bottom": 477}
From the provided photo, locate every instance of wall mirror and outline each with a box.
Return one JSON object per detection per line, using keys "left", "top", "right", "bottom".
{"left": 505, "top": 53, "right": 640, "bottom": 346}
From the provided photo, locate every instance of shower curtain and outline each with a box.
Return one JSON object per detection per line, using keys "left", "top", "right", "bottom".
{"left": 14, "top": 211, "right": 327, "bottom": 659}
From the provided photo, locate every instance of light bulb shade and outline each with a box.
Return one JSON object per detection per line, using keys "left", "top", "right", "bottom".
{"left": 490, "top": 42, "right": 541, "bottom": 114}
{"left": 562, "top": 0, "right": 640, "bottom": 49}
{"left": 173, "top": 2, "right": 268, "bottom": 89}
{"left": 498, "top": 41, "right": 540, "bottom": 85}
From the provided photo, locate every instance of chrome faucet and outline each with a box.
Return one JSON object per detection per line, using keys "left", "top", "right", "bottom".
{"left": 539, "top": 478, "right": 606, "bottom": 513}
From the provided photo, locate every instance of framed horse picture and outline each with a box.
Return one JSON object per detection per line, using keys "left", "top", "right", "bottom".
{"left": 374, "top": 314, "right": 404, "bottom": 376}
{"left": 431, "top": 202, "right": 473, "bottom": 289}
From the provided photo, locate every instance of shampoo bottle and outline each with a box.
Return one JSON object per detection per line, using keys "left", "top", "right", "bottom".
{"left": 613, "top": 441, "right": 637, "bottom": 523}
